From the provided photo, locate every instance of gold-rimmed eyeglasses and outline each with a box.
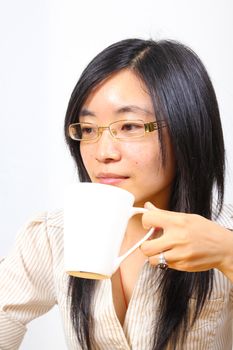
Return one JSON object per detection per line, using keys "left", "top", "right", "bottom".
{"left": 68, "top": 119, "right": 166, "bottom": 142}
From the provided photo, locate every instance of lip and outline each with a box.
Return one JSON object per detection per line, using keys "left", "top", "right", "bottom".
{"left": 96, "top": 172, "right": 129, "bottom": 185}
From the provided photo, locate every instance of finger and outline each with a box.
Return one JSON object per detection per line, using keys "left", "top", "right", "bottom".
{"left": 142, "top": 204, "right": 185, "bottom": 230}
{"left": 140, "top": 235, "right": 173, "bottom": 257}
{"left": 147, "top": 252, "right": 203, "bottom": 272}
{"left": 147, "top": 250, "right": 183, "bottom": 269}
{"left": 148, "top": 251, "right": 171, "bottom": 268}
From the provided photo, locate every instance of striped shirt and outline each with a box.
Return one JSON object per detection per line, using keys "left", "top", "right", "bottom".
{"left": 0, "top": 204, "right": 233, "bottom": 350}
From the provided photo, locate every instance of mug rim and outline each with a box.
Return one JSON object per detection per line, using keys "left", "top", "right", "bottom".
{"left": 67, "top": 182, "right": 135, "bottom": 200}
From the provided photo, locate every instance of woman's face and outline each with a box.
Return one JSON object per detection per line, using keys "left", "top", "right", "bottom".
{"left": 80, "top": 69, "right": 175, "bottom": 208}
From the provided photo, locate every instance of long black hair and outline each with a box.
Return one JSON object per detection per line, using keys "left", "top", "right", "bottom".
{"left": 64, "top": 38, "right": 225, "bottom": 349}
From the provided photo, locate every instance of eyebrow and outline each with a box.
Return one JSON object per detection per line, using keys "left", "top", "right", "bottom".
{"left": 79, "top": 108, "right": 95, "bottom": 117}
{"left": 79, "top": 105, "right": 154, "bottom": 117}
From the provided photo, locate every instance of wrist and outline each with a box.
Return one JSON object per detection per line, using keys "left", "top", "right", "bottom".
{"left": 218, "top": 228, "right": 233, "bottom": 282}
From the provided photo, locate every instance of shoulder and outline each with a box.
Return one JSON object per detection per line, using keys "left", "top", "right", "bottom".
{"left": 23, "top": 209, "right": 63, "bottom": 228}
{"left": 14, "top": 209, "right": 64, "bottom": 254}
{"left": 213, "top": 202, "right": 233, "bottom": 230}
{"left": 19, "top": 209, "right": 64, "bottom": 234}
{"left": 47, "top": 209, "right": 64, "bottom": 227}
{"left": 1, "top": 210, "right": 65, "bottom": 277}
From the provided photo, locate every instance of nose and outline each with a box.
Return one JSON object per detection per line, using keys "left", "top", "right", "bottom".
{"left": 95, "top": 129, "right": 121, "bottom": 163}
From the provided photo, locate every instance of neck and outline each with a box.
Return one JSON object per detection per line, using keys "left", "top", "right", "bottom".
{"left": 119, "top": 215, "right": 149, "bottom": 261}
{"left": 124, "top": 214, "right": 147, "bottom": 243}
{"left": 134, "top": 183, "right": 172, "bottom": 211}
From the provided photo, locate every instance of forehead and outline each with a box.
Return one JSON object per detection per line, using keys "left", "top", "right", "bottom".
{"left": 81, "top": 69, "right": 154, "bottom": 116}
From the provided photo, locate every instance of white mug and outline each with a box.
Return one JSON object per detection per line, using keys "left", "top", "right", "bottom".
{"left": 64, "top": 182, "right": 154, "bottom": 279}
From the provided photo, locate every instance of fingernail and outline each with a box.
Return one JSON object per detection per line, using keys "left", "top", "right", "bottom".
{"left": 145, "top": 202, "right": 156, "bottom": 209}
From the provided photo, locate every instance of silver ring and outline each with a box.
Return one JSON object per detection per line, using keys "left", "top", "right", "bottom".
{"left": 157, "top": 252, "right": 168, "bottom": 269}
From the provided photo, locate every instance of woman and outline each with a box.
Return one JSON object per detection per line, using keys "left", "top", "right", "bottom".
{"left": 1, "top": 38, "right": 233, "bottom": 350}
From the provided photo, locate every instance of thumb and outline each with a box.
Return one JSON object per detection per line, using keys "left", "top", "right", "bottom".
{"left": 142, "top": 202, "right": 160, "bottom": 229}
{"left": 144, "top": 202, "right": 158, "bottom": 210}
{"left": 142, "top": 202, "right": 171, "bottom": 230}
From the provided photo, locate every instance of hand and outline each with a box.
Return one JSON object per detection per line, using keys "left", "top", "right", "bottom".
{"left": 140, "top": 202, "right": 233, "bottom": 281}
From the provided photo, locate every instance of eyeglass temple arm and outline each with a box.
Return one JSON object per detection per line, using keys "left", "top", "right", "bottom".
{"left": 145, "top": 120, "right": 167, "bottom": 132}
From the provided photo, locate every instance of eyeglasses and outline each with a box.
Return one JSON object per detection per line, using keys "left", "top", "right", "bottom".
{"left": 68, "top": 119, "right": 166, "bottom": 142}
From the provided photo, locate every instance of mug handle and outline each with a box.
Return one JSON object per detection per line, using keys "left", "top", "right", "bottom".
{"left": 113, "top": 207, "right": 154, "bottom": 273}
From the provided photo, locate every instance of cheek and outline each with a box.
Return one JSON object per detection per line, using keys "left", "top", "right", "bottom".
{"left": 131, "top": 142, "right": 161, "bottom": 169}
{"left": 80, "top": 146, "right": 93, "bottom": 171}
{"left": 134, "top": 139, "right": 175, "bottom": 184}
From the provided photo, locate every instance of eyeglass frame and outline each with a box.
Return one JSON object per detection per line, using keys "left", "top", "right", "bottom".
{"left": 68, "top": 119, "right": 167, "bottom": 142}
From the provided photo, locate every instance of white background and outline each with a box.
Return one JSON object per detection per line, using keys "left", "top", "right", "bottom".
{"left": 0, "top": 0, "right": 233, "bottom": 349}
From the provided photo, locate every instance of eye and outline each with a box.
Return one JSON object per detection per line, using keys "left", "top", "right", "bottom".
{"left": 121, "top": 122, "right": 144, "bottom": 132}
{"left": 81, "top": 126, "right": 94, "bottom": 135}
